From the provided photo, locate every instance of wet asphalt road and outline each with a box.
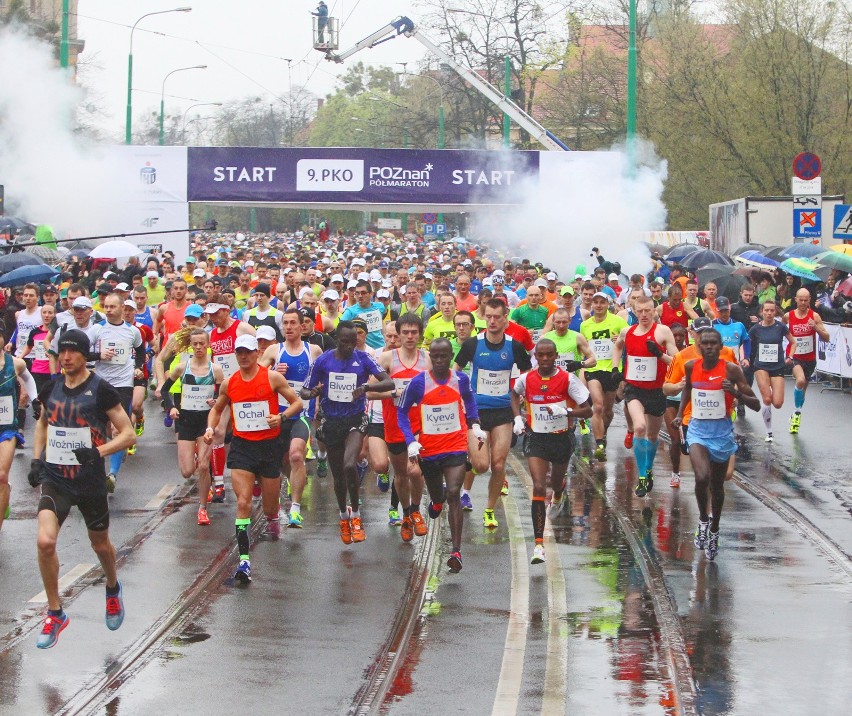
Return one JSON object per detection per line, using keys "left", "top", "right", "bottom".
{"left": 0, "top": 379, "right": 850, "bottom": 715}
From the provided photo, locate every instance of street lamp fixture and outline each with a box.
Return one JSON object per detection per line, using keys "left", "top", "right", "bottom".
{"left": 125, "top": 6, "right": 193, "bottom": 145}
{"left": 182, "top": 102, "right": 222, "bottom": 141}
{"left": 160, "top": 65, "right": 207, "bottom": 145}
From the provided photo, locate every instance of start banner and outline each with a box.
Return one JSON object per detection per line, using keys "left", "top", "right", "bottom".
{"left": 816, "top": 323, "right": 852, "bottom": 379}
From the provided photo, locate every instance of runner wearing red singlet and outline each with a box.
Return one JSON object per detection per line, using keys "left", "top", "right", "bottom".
{"left": 397, "top": 338, "right": 484, "bottom": 573}
{"left": 656, "top": 283, "right": 690, "bottom": 330}
{"left": 613, "top": 295, "right": 677, "bottom": 497}
{"left": 783, "top": 288, "right": 830, "bottom": 434}
{"left": 155, "top": 279, "right": 189, "bottom": 346}
{"left": 368, "top": 314, "right": 431, "bottom": 542}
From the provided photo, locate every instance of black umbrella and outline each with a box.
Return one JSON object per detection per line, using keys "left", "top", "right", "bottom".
{"left": 0, "top": 216, "right": 34, "bottom": 232}
{"left": 0, "top": 252, "right": 45, "bottom": 272}
{"left": 664, "top": 243, "right": 701, "bottom": 263}
{"left": 763, "top": 246, "right": 787, "bottom": 261}
{"left": 697, "top": 263, "right": 747, "bottom": 301}
{"left": 679, "top": 249, "right": 734, "bottom": 271}
{"left": 65, "top": 248, "right": 90, "bottom": 260}
{"left": 731, "top": 243, "right": 767, "bottom": 257}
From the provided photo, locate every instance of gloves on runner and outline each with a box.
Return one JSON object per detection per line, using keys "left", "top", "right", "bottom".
{"left": 72, "top": 446, "right": 101, "bottom": 467}
{"left": 512, "top": 415, "right": 526, "bottom": 436}
{"left": 611, "top": 369, "right": 623, "bottom": 383}
{"left": 407, "top": 441, "right": 423, "bottom": 459}
{"left": 28, "top": 459, "right": 43, "bottom": 488}
{"left": 560, "top": 360, "right": 583, "bottom": 374}
{"left": 547, "top": 404, "right": 571, "bottom": 417}
{"left": 645, "top": 340, "right": 664, "bottom": 358}
{"left": 471, "top": 424, "right": 487, "bottom": 442}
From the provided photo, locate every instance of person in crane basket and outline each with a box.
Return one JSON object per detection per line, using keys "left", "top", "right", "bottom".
{"left": 311, "top": 1, "right": 329, "bottom": 44}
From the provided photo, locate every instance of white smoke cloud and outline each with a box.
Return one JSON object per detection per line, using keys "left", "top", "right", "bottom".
{"left": 471, "top": 138, "right": 668, "bottom": 280}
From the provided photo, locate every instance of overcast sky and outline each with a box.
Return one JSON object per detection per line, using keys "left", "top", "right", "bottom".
{"left": 76, "top": 1, "right": 429, "bottom": 139}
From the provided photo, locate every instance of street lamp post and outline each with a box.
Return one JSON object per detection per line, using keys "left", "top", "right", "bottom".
{"left": 181, "top": 102, "right": 222, "bottom": 142}
{"left": 59, "top": 0, "right": 69, "bottom": 68}
{"left": 626, "top": 0, "right": 637, "bottom": 145}
{"left": 126, "top": 6, "right": 192, "bottom": 145}
{"left": 160, "top": 65, "right": 207, "bottom": 145}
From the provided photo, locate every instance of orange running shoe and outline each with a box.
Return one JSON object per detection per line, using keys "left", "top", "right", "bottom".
{"left": 411, "top": 510, "right": 428, "bottom": 537}
{"left": 400, "top": 516, "right": 414, "bottom": 542}
{"left": 624, "top": 431, "right": 634, "bottom": 449}
{"left": 197, "top": 507, "right": 210, "bottom": 526}
{"left": 339, "top": 514, "right": 352, "bottom": 544}
{"left": 350, "top": 515, "right": 366, "bottom": 543}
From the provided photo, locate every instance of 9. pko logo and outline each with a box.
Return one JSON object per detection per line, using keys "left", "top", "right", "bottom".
{"left": 140, "top": 162, "right": 157, "bottom": 185}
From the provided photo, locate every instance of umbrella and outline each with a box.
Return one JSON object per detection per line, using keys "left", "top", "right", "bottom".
{"left": 731, "top": 243, "right": 767, "bottom": 257}
{"left": 0, "top": 216, "right": 34, "bottom": 232}
{"left": 65, "top": 248, "right": 90, "bottom": 261}
{"left": 664, "top": 243, "right": 701, "bottom": 263}
{"left": 0, "top": 252, "right": 45, "bottom": 272}
{"left": 679, "top": 249, "right": 735, "bottom": 271}
{"left": 779, "top": 243, "right": 824, "bottom": 259}
{"left": 830, "top": 244, "right": 852, "bottom": 256}
{"left": 381, "top": 232, "right": 395, "bottom": 239}
{"left": 88, "top": 240, "right": 143, "bottom": 259}
{"left": 452, "top": 237, "right": 469, "bottom": 245}
{"left": 779, "top": 257, "right": 822, "bottom": 283}
{"left": 643, "top": 241, "right": 670, "bottom": 255}
{"left": 0, "top": 263, "right": 59, "bottom": 287}
{"left": 25, "top": 244, "right": 63, "bottom": 263}
{"left": 736, "top": 249, "right": 779, "bottom": 269}
{"left": 813, "top": 251, "right": 852, "bottom": 274}
{"left": 836, "top": 276, "right": 852, "bottom": 297}
{"left": 697, "top": 263, "right": 747, "bottom": 301}
{"left": 763, "top": 246, "right": 787, "bottom": 261}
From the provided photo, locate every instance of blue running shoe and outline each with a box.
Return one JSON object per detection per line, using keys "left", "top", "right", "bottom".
{"left": 376, "top": 472, "right": 390, "bottom": 493}
{"left": 163, "top": 414, "right": 173, "bottom": 428}
{"left": 356, "top": 459, "right": 368, "bottom": 485}
{"left": 105, "top": 582, "right": 125, "bottom": 631}
{"left": 234, "top": 559, "right": 251, "bottom": 584}
{"left": 37, "top": 612, "right": 69, "bottom": 649}
{"left": 288, "top": 510, "right": 303, "bottom": 528}
{"left": 316, "top": 456, "right": 328, "bottom": 478}
{"left": 460, "top": 493, "right": 473, "bottom": 512}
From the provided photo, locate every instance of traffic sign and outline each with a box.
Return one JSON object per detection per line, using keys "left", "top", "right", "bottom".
{"left": 792, "top": 176, "right": 822, "bottom": 195}
{"left": 422, "top": 212, "right": 437, "bottom": 224}
{"left": 423, "top": 223, "right": 446, "bottom": 236}
{"left": 793, "top": 152, "right": 822, "bottom": 181}
{"left": 794, "top": 208, "right": 821, "bottom": 238}
{"left": 834, "top": 204, "right": 852, "bottom": 239}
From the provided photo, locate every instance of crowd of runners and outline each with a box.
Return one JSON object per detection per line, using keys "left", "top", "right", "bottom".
{"left": 0, "top": 229, "right": 835, "bottom": 649}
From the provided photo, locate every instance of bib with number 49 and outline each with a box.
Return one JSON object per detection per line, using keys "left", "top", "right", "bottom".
{"left": 626, "top": 355, "right": 657, "bottom": 382}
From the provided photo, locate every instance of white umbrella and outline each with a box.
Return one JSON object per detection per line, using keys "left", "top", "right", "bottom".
{"left": 88, "top": 240, "right": 143, "bottom": 259}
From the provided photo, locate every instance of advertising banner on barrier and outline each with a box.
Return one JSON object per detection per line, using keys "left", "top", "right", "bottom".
{"left": 816, "top": 323, "right": 852, "bottom": 379}
{"left": 186, "top": 147, "right": 540, "bottom": 205}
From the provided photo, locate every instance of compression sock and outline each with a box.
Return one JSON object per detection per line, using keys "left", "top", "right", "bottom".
{"left": 794, "top": 387, "right": 805, "bottom": 410}
{"left": 235, "top": 518, "right": 251, "bottom": 560}
{"left": 109, "top": 451, "right": 124, "bottom": 475}
{"left": 634, "top": 438, "right": 652, "bottom": 477}
{"left": 390, "top": 481, "right": 400, "bottom": 510}
{"left": 761, "top": 405, "right": 773, "bottom": 432}
{"left": 211, "top": 444, "right": 226, "bottom": 482}
{"left": 647, "top": 439, "right": 659, "bottom": 470}
{"left": 17, "top": 408, "right": 26, "bottom": 430}
{"left": 531, "top": 496, "right": 546, "bottom": 541}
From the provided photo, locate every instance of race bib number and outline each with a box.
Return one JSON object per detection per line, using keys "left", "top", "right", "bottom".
{"left": 362, "top": 310, "right": 383, "bottom": 333}
{"left": 280, "top": 380, "right": 303, "bottom": 408}
{"left": 758, "top": 343, "right": 779, "bottom": 363}
{"left": 692, "top": 389, "right": 726, "bottom": 420}
{"left": 15, "top": 333, "right": 29, "bottom": 355}
{"left": 214, "top": 353, "right": 238, "bottom": 378}
{"left": 626, "top": 355, "right": 657, "bottom": 382}
{"left": 393, "top": 377, "right": 412, "bottom": 406}
{"left": 328, "top": 372, "right": 358, "bottom": 402}
{"left": 794, "top": 334, "right": 814, "bottom": 355}
{"left": 555, "top": 353, "right": 577, "bottom": 371}
{"left": 233, "top": 401, "right": 269, "bottom": 432}
{"left": 531, "top": 329, "right": 543, "bottom": 344}
{"left": 103, "top": 339, "right": 131, "bottom": 365}
{"left": 46, "top": 425, "right": 92, "bottom": 465}
{"left": 476, "top": 369, "right": 511, "bottom": 397}
{"left": 0, "top": 396, "right": 14, "bottom": 424}
{"left": 420, "top": 403, "right": 461, "bottom": 435}
{"left": 530, "top": 402, "right": 569, "bottom": 433}
{"left": 181, "top": 384, "right": 214, "bottom": 411}
{"left": 32, "top": 341, "right": 48, "bottom": 361}
{"left": 591, "top": 339, "right": 614, "bottom": 360}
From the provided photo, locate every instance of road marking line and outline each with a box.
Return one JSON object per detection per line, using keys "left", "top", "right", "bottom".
{"left": 145, "top": 484, "right": 178, "bottom": 510}
{"left": 508, "top": 453, "right": 569, "bottom": 715}
{"left": 492, "top": 471, "right": 529, "bottom": 716}
{"left": 29, "top": 563, "right": 95, "bottom": 603}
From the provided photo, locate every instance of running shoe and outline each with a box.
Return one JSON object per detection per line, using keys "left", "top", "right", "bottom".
{"left": 357, "top": 459, "right": 369, "bottom": 485}
{"left": 376, "top": 472, "right": 390, "bottom": 493}
{"left": 127, "top": 444, "right": 136, "bottom": 456}
{"left": 548, "top": 492, "right": 566, "bottom": 518}
{"left": 197, "top": 507, "right": 210, "bottom": 526}
{"left": 646, "top": 470, "right": 654, "bottom": 493}
{"left": 670, "top": 472, "right": 681, "bottom": 489}
{"left": 32, "top": 400, "right": 41, "bottom": 421}
{"left": 705, "top": 530, "right": 719, "bottom": 561}
{"left": 736, "top": 404, "right": 745, "bottom": 418}
{"left": 388, "top": 508, "right": 402, "bottom": 526}
{"left": 501, "top": 479, "right": 509, "bottom": 496}
{"left": 635, "top": 477, "right": 649, "bottom": 498}
{"left": 460, "top": 493, "right": 473, "bottom": 512}
{"left": 288, "top": 510, "right": 303, "bottom": 528}
{"left": 427, "top": 500, "right": 444, "bottom": 519}
{"left": 105, "top": 582, "right": 125, "bottom": 631}
{"left": 411, "top": 510, "right": 428, "bottom": 536}
{"left": 765, "top": 433, "right": 774, "bottom": 443}
{"left": 531, "top": 544, "right": 546, "bottom": 564}
{"left": 316, "top": 456, "right": 328, "bottom": 477}
{"left": 694, "top": 520, "right": 709, "bottom": 550}
{"left": 789, "top": 412, "right": 801, "bottom": 434}
{"left": 350, "top": 515, "right": 366, "bottom": 543}
{"left": 106, "top": 473, "right": 116, "bottom": 494}
{"left": 135, "top": 415, "right": 145, "bottom": 437}
{"left": 340, "top": 514, "right": 352, "bottom": 544}
{"left": 234, "top": 560, "right": 251, "bottom": 584}
{"left": 252, "top": 481, "right": 262, "bottom": 498}
{"left": 579, "top": 419, "right": 590, "bottom": 435}
{"left": 593, "top": 442, "right": 607, "bottom": 461}
{"left": 163, "top": 414, "right": 173, "bottom": 428}
{"left": 483, "top": 508, "right": 498, "bottom": 529}
{"left": 447, "top": 551, "right": 463, "bottom": 573}
{"left": 36, "top": 612, "right": 69, "bottom": 649}
{"left": 211, "top": 483, "right": 226, "bottom": 503}
{"left": 623, "top": 431, "right": 634, "bottom": 449}
{"left": 400, "top": 516, "right": 414, "bottom": 542}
